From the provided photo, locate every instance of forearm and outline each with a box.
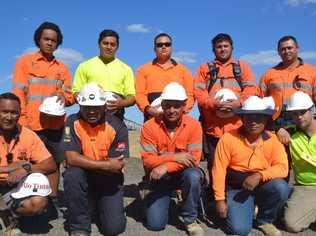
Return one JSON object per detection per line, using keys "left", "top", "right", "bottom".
{"left": 66, "top": 152, "right": 109, "bottom": 171}
{"left": 32, "top": 157, "right": 57, "bottom": 175}
{"left": 121, "top": 95, "right": 136, "bottom": 108}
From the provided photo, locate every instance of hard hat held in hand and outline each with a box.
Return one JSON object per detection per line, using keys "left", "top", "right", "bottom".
{"left": 77, "top": 82, "right": 106, "bottom": 106}
{"left": 286, "top": 91, "right": 314, "bottom": 111}
{"left": 214, "top": 88, "right": 238, "bottom": 118}
{"left": 104, "top": 91, "right": 118, "bottom": 104}
{"left": 39, "top": 96, "right": 66, "bottom": 116}
{"left": 161, "top": 82, "right": 187, "bottom": 101}
{"left": 11, "top": 173, "right": 52, "bottom": 199}
{"left": 150, "top": 97, "right": 163, "bottom": 112}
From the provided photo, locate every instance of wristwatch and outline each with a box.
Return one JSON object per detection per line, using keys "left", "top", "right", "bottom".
{"left": 22, "top": 163, "right": 32, "bottom": 174}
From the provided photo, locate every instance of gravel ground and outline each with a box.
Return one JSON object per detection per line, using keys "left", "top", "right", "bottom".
{"left": 9, "top": 157, "right": 315, "bottom": 236}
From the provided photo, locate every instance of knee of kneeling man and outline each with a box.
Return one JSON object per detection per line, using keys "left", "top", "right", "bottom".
{"left": 285, "top": 221, "right": 304, "bottom": 233}
{"left": 184, "top": 169, "right": 202, "bottom": 184}
{"left": 228, "top": 224, "right": 252, "bottom": 236}
{"left": 100, "top": 219, "right": 126, "bottom": 235}
{"left": 271, "top": 180, "right": 289, "bottom": 200}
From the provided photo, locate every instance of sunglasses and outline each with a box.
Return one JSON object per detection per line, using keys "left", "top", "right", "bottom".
{"left": 290, "top": 109, "right": 310, "bottom": 117}
{"left": 155, "top": 42, "right": 172, "bottom": 48}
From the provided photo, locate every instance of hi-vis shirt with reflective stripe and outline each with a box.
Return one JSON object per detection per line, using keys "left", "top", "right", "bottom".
{"left": 260, "top": 59, "right": 316, "bottom": 120}
{"left": 12, "top": 52, "right": 74, "bottom": 131}
{"left": 194, "top": 58, "right": 259, "bottom": 138}
{"left": 140, "top": 115, "right": 203, "bottom": 173}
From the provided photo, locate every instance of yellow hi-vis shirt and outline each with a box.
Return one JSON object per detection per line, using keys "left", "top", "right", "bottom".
{"left": 290, "top": 131, "right": 316, "bottom": 185}
{"left": 72, "top": 56, "right": 135, "bottom": 97}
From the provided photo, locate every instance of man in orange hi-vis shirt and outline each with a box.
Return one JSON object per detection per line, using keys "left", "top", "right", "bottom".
{"left": 260, "top": 35, "right": 316, "bottom": 145}
{"left": 212, "top": 96, "right": 289, "bottom": 236}
{"left": 12, "top": 22, "right": 74, "bottom": 214}
{"left": 136, "top": 33, "right": 194, "bottom": 121}
{"left": 140, "top": 82, "right": 204, "bottom": 236}
{"left": 194, "top": 33, "right": 259, "bottom": 170}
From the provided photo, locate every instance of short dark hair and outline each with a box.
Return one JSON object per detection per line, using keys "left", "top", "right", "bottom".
{"left": 277, "top": 35, "right": 299, "bottom": 50}
{"left": 33, "top": 22, "right": 63, "bottom": 48}
{"left": 98, "top": 29, "right": 120, "bottom": 45}
{"left": 212, "top": 33, "right": 233, "bottom": 50}
{"left": 0, "top": 92, "right": 21, "bottom": 105}
{"left": 154, "top": 33, "right": 172, "bottom": 45}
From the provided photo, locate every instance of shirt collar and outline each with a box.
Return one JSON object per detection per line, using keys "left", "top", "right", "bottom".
{"left": 275, "top": 57, "right": 304, "bottom": 69}
{"left": 152, "top": 58, "right": 178, "bottom": 66}
{"left": 213, "top": 57, "right": 236, "bottom": 67}
{"left": 34, "top": 51, "right": 59, "bottom": 64}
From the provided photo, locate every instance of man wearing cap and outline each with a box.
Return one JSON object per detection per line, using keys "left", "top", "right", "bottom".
{"left": 194, "top": 33, "right": 259, "bottom": 171}
{"left": 0, "top": 92, "right": 57, "bottom": 234}
{"left": 63, "top": 82, "right": 128, "bottom": 236}
{"left": 212, "top": 96, "right": 289, "bottom": 236}
{"left": 135, "top": 33, "right": 194, "bottom": 121}
{"left": 140, "top": 82, "right": 204, "bottom": 235}
{"left": 12, "top": 22, "right": 74, "bottom": 211}
{"left": 283, "top": 92, "right": 316, "bottom": 233}
{"left": 72, "top": 29, "right": 135, "bottom": 120}
{"left": 260, "top": 36, "right": 316, "bottom": 145}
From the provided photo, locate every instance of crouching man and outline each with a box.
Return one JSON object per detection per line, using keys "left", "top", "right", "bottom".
{"left": 212, "top": 96, "right": 289, "bottom": 236}
{"left": 0, "top": 92, "right": 56, "bottom": 235}
{"left": 63, "top": 83, "right": 128, "bottom": 236}
{"left": 284, "top": 92, "right": 316, "bottom": 233}
{"left": 140, "top": 82, "right": 204, "bottom": 236}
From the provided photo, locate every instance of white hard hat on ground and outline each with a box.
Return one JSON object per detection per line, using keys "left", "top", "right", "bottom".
{"left": 39, "top": 96, "right": 66, "bottom": 116}
{"left": 234, "top": 96, "right": 275, "bottom": 115}
{"left": 214, "top": 88, "right": 238, "bottom": 118}
{"left": 77, "top": 82, "right": 106, "bottom": 106}
{"left": 161, "top": 82, "right": 187, "bottom": 101}
{"left": 286, "top": 91, "right": 314, "bottom": 111}
{"left": 11, "top": 173, "right": 52, "bottom": 199}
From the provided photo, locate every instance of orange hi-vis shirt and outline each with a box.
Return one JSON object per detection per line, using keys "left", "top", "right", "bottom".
{"left": 212, "top": 129, "right": 288, "bottom": 201}
{"left": 62, "top": 114, "right": 129, "bottom": 160}
{"left": 194, "top": 58, "right": 259, "bottom": 138}
{"left": 140, "top": 115, "right": 202, "bottom": 173}
{"left": 135, "top": 59, "right": 194, "bottom": 113}
{"left": 0, "top": 126, "right": 51, "bottom": 183}
{"left": 260, "top": 58, "right": 316, "bottom": 119}
{"left": 12, "top": 52, "right": 74, "bottom": 131}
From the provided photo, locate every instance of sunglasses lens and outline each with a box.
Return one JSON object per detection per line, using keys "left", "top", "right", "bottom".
{"left": 156, "top": 42, "right": 172, "bottom": 48}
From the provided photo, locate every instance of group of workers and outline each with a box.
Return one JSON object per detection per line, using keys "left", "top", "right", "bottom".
{"left": 0, "top": 20, "right": 315, "bottom": 236}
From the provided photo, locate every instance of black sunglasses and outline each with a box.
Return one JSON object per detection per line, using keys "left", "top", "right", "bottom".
{"left": 155, "top": 42, "right": 172, "bottom": 48}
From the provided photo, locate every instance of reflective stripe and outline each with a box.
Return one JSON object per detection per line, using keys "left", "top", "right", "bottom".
{"left": 27, "top": 95, "right": 49, "bottom": 101}
{"left": 270, "top": 82, "right": 312, "bottom": 92}
{"left": 188, "top": 143, "right": 202, "bottom": 151}
{"left": 242, "top": 81, "right": 256, "bottom": 86}
{"left": 195, "top": 82, "right": 206, "bottom": 90}
{"left": 141, "top": 144, "right": 157, "bottom": 152}
{"left": 260, "top": 83, "right": 267, "bottom": 93}
{"left": 29, "top": 77, "right": 58, "bottom": 85}
{"left": 159, "top": 151, "right": 174, "bottom": 157}
{"left": 12, "top": 83, "right": 26, "bottom": 90}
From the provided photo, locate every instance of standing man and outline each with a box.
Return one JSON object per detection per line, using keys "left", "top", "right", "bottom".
{"left": 140, "top": 82, "right": 204, "bottom": 236}
{"left": 136, "top": 33, "right": 194, "bottom": 121}
{"left": 63, "top": 82, "right": 128, "bottom": 236}
{"left": 212, "top": 96, "right": 289, "bottom": 236}
{"left": 12, "top": 22, "right": 74, "bottom": 210}
{"left": 72, "top": 29, "right": 135, "bottom": 120}
{"left": 194, "top": 33, "right": 259, "bottom": 169}
{"left": 260, "top": 35, "right": 316, "bottom": 145}
{"left": 284, "top": 92, "right": 316, "bottom": 233}
{"left": 0, "top": 92, "right": 57, "bottom": 234}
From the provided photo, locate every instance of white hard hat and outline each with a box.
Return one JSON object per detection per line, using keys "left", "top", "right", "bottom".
{"left": 11, "top": 173, "right": 52, "bottom": 199}
{"left": 161, "top": 82, "right": 187, "bottom": 101}
{"left": 39, "top": 96, "right": 66, "bottom": 116}
{"left": 214, "top": 89, "right": 238, "bottom": 118}
{"left": 214, "top": 88, "right": 238, "bottom": 102}
{"left": 104, "top": 91, "right": 118, "bottom": 103}
{"left": 234, "top": 96, "right": 275, "bottom": 115}
{"left": 150, "top": 97, "right": 163, "bottom": 112}
{"left": 286, "top": 91, "right": 314, "bottom": 111}
{"left": 77, "top": 82, "right": 106, "bottom": 106}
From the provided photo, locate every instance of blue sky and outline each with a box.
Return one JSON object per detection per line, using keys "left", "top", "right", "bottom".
{"left": 1, "top": 0, "right": 316, "bottom": 123}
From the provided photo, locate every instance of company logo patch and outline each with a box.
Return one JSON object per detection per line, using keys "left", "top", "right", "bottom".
{"left": 115, "top": 142, "right": 126, "bottom": 151}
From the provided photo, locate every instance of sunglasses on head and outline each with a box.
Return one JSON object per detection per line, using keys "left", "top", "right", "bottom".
{"left": 155, "top": 42, "right": 172, "bottom": 48}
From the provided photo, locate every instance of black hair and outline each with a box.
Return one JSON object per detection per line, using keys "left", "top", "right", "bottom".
{"left": 33, "top": 22, "right": 63, "bottom": 48}
{"left": 0, "top": 93, "right": 21, "bottom": 105}
{"left": 212, "top": 33, "right": 233, "bottom": 51}
{"left": 277, "top": 35, "right": 299, "bottom": 50}
{"left": 154, "top": 33, "right": 172, "bottom": 45}
{"left": 98, "top": 29, "right": 120, "bottom": 45}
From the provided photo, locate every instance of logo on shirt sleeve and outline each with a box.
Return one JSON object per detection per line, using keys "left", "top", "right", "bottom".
{"left": 63, "top": 126, "right": 71, "bottom": 142}
{"left": 115, "top": 142, "right": 126, "bottom": 152}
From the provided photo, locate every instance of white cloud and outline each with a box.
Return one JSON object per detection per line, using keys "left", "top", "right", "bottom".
{"left": 0, "top": 74, "right": 13, "bottom": 85}
{"left": 286, "top": 0, "right": 316, "bottom": 7}
{"left": 240, "top": 50, "right": 279, "bottom": 65}
{"left": 126, "top": 24, "right": 151, "bottom": 33}
{"left": 173, "top": 51, "right": 198, "bottom": 64}
{"left": 241, "top": 50, "right": 316, "bottom": 65}
{"left": 20, "top": 47, "right": 84, "bottom": 66}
